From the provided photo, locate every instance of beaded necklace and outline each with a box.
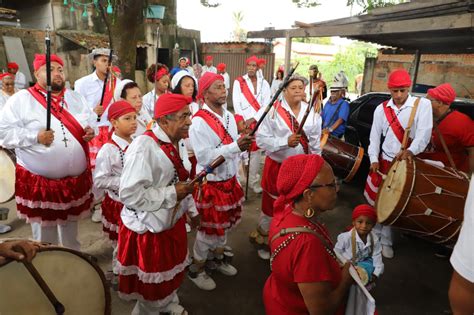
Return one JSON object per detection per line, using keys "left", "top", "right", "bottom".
{"left": 37, "top": 88, "right": 70, "bottom": 148}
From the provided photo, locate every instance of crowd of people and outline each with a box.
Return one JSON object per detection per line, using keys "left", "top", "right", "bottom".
{"left": 0, "top": 48, "right": 473, "bottom": 315}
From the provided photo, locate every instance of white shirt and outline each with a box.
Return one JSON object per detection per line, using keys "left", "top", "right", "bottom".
{"left": 0, "top": 90, "right": 14, "bottom": 111}
{"left": 142, "top": 90, "right": 157, "bottom": 118}
{"left": 93, "top": 133, "right": 130, "bottom": 202}
{"left": 189, "top": 104, "right": 241, "bottom": 181}
{"left": 134, "top": 107, "right": 153, "bottom": 139}
{"left": 202, "top": 65, "right": 217, "bottom": 75}
{"left": 232, "top": 74, "right": 271, "bottom": 121}
{"left": 334, "top": 229, "right": 384, "bottom": 277}
{"left": 270, "top": 79, "right": 283, "bottom": 98}
{"left": 221, "top": 72, "right": 230, "bottom": 91}
{"left": 368, "top": 95, "right": 432, "bottom": 163}
{"left": 119, "top": 125, "right": 198, "bottom": 234}
{"left": 74, "top": 71, "right": 121, "bottom": 127}
{"left": 0, "top": 89, "right": 96, "bottom": 179}
{"left": 14, "top": 71, "right": 27, "bottom": 90}
{"left": 256, "top": 98, "right": 322, "bottom": 163}
{"left": 451, "top": 176, "right": 474, "bottom": 282}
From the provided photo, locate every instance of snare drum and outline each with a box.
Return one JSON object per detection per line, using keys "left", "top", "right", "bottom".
{"left": 321, "top": 136, "right": 364, "bottom": 182}
{"left": 376, "top": 158, "right": 469, "bottom": 244}
{"left": 0, "top": 148, "right": 15, "bottom": 204}
{"left": 0, "top": 246, "right": 111, "bottom": 314}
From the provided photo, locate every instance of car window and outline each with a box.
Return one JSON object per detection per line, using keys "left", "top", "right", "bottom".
{"left": 357, "top": 96, "right": 390, "bottom": 125}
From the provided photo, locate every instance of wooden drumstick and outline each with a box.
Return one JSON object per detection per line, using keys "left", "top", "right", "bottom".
{"left": 22, "top": 261, "right": 65, "bottom": 314}
{"left": 376, "top": 170, "right": 387, "bottom": 180}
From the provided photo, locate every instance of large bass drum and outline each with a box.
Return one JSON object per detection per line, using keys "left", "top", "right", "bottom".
{"left": 0, "top": 148, "right": 15, "bottom": 204}
{"left": 376, "top": 158, "right": 469, "bottom": 244}
{"left": 0, "top": 246, "right": 111, "bottom": 315}
{"left": 321, "top": 136, "right": 364, "bottom": 182}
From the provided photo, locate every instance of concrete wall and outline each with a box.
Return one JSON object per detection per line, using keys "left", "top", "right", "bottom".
{"left": 16, "top": 2, "right": 52, "bottom": 30}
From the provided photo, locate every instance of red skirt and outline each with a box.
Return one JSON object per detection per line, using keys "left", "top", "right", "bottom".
{"left": 194, "top": 176, "right": 244, "bottom": 236}
{"left": 15, "top": 165, "right": 92, "bottom": 226}
{"left": 101, "top": 193, "right": 123, "bottom": 242}
{"left": 89, "top": 126, "right": 110, "bottom": 170}
{"left": 364, "top": 159, "right": 391, "bottom": 206}
{"left": 116, "top": 217, "right": 188, "bottom": 303}
{"left": 261, "top": 157, "right": 282, "bottom": 217}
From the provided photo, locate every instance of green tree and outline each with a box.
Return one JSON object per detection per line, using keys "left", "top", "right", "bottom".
{"left": 346, "top": 0, "right": 406, "bottom": 14}
{"left": 232, "top": 11, "right": 246, "bottom": 41}
{"left": 293, "top": 37, "right": 332, "bottom": 45}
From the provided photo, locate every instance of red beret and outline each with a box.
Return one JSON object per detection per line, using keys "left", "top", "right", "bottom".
{"left": 352, "top": 204, "right": 377, "bottom": 222}
{"left": 0, "top": 73, "right": 14, "bottom": 80}
{"left": 246, "top": 55, "right": 259, "bottom": 65}
{"left": 33, "top": 54, "right": 64, "bottom": 71}
{"left": 112, "top": 66, "right": 121, "bottom": 74}
{"left": 216, "top": 63, "right": 226, "bottom": 72}
{"left": 427, "top": 83, "right": 456, "bottom": 105}
{"left": 108, "top": 100, "right": 137, "bottom": 122}
{"left": 154, "top": 93, "right": 193, "bottom": 119}
{"left": 155, "top": 67, "right": 169, "bottom": 81}
{"left": 197, "top": 72, "right": 224, "bottom": 101}
{"left": 7, "top": 62, "right": 18, "bottom": 70}
{"left": 205, "top": 55, "right": 213, "bottom": 62}
{"left": 387, "top": 69, "right": 412, "bottom": 89}
{"left": 257, "top": 58, "right": 267, "bottom": 67}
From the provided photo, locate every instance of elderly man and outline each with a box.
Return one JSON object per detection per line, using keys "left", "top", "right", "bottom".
{"left": 202, "top": 55, "right": 217, "bottom": 75}
{"left": 0, "top": 73, "right": 16, "bottom": 110}
{"left": 307, "top": 64, "right": 327, "bottom": 101}
{"left": 321, "top": 72, "right": 350, "bottom": 138}
{"left": 117, "top": 93, "right": 199, "bottom": 315}
{"left": 7, "top": 62, "right": 27, "bottom": 90}
{"left": 365, "top": 68, "right": 433, "bottom": 259}
{"left": 189, "top": 72, "right": 253, "bottom": 291}
{"left": 0, "top": 54, "right": 96, "bottom": 249}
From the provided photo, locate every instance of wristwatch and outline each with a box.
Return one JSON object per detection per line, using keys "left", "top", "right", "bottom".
{"left": 328, "top": 127, "right": 334, "bottom": 133}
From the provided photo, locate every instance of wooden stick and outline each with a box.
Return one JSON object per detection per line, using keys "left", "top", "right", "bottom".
{"left": 45, "top": 26, "right": 52, "bottom": 131}
{"left": 189, "top": 155, "right": 225, "bottom": 185}
{"left": 96, "top": 49, "right": 114, "bottom": 122}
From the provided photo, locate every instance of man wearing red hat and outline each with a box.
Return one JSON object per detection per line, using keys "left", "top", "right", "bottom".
{"left": 202, "top": 55, "right": 217, "bottom": 75}
{"left": 7, "top": 62, "right": 27, "bottom": 90}
{"left": 365, "top": 68, "right": 433, "bottom": 259}
{"left": 232, "top": 55, "right": 271, "bottom": 194}
{"left": 216, "top": 63, "right": 230, "bottom": 94}
{"left": 188, "top": 72, "right": 253, "bottom": 290}
{"left": 0, "top": 54, "right": 96, "bottom": 249}
{"left": 0, "top": 73, "right": 16, "bottom": 110}
{"left": 117, "top": 93, "right": 199, "bottom": 315}
{"left": 257, "top": 58, "right": 267, "bottom": 79}
{"left": 419, "top": 83, "right": 474, "bottom": 173}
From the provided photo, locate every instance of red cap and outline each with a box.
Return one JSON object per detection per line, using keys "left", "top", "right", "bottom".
{"left": 352, "top": 204, "right": 377, "bottom": 222}
{"left": 205, "top": 55, "right": 213, "bottom": 62}
{"left": 0, "top": 73, "right": 14, "bottom": 80}
{"left": 33, "top": 54, "right": 64, "bottom": 71}
{"left": 427, "top": 83, "right": 456, "bottom": 105}
{"left": 154, "top": 93, "right": 193, "bottom": 119}
{"left": 387, "top": 69, "right": 412, "bottom": 89}
{"left": 216, "top": 63, "right": 226, "bottom": 72}
{"left": 257, "top": 58, "right": 267, "bottom": 67}
{"left": 7, "top": 62, "right": 18, "bottom": 70}
{"left": 112, "top": 66, "right": 121, "bottom": 74}
{"left": 197, "top": 72, "right": 224, "bottom": 101}
{"left": 108, "top": 101, "right": 137, "bottom": 122}
{"left": 246, "top": 55, "right": 259, "bottom": 65}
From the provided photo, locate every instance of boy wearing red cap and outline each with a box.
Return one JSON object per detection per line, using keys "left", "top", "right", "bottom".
{"left": 365, "top": 68, "right": 433, "bottom": 258}
{"left": 93, "top": 101, "right": 137, "bottom": 281}
{"left": 202, "top": 55, "right": 217, "bottom": 75}
{"left": 116, "top": 93, "right": 199, "bottom": 314}
{"left": 7, "top": 62, "right": 27, "bottom": 89}
{"left": 419, "top": 83, "right": 474, "bottom": 173}
{"left": 334, "top": 204, "right": 384, "bottom": 285}
{"left": 0, "top": 54, "right": 96, "bottom": 249}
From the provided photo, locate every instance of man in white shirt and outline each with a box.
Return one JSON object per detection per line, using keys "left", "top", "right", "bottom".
{"left": 7, "top": 62, "right": 27, "bottom": 90}
{"left": 216, "top": 63, "right": 230, "bottom": 94}
{"left": 0, "top": 74, "right": 16, "bottom": 110}
{"left": 232, "top": 55, "right": 271, "bottom": 194}
{"left": 189, "top": 72, "right": 253, "bottom": 291}
{"left": 202, "top": 55, "right": 217, "bottom": 75}
{"left": 364, "top": 68, "right": 432, "bottom": 259}
{"left": 0, "top": 54, "right": 96, "bottom": 250}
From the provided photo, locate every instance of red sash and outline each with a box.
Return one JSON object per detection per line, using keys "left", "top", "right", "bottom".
{"left": 274, "top": 101, "right": 309, "bottom": 154}
{"left": 144, "top": 130, "right": 189, "bottom": 181}
{"left": 382, "top": 100, "right": 404, "bottom": 144}
{"left": 102, "top": 76, "right": 117, "bottom": 110}
{"left": 236, "top": 76, "right": 261, "bottom": 112}
{"left": 28, "top": 84, "right": 89, "bottom": 158}
{"left": 193, "top": 109, "right": 234, "bottom": 145}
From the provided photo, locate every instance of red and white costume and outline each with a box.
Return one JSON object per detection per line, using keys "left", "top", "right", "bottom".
{"left": 0, "top": 84, "right": 95, "bottom": 250}
{"left": 189, "top": 104, "right": 244, "bottom": 261}
{"left": 116, "top": 122, "right": 197, "bottom": 313}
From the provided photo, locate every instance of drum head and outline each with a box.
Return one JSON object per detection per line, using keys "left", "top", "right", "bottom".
{"left": 0, "top": 150, "right": 15, "bottom": 203}
{"left": 0, "top": 248, "right": 110, "bottom": 315}
{"left": 376, "top": 160, "right": 412, "bottom": 223}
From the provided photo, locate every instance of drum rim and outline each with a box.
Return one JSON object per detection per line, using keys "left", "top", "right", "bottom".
{"left": 343, "top": 146, "right": 364, "bottom": 182}
{"left": 0, "top": 149, "right": 16, "bottom": 204}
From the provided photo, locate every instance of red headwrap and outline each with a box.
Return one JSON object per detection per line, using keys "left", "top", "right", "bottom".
{"left": 216, "top": 63, "right": 226, "bottom": 72}
{"left": 257, "top": 58, "right": 267, "bottom": 67}
{"left": 197, "top": 72, "right": 224, "bottom": 101}
{"left": 205, "top": 55, "right": 213, "bottom": 62}
{"left": 7, "top": 62, "right": 18, "bottom": 70}
{"left": 0, "top": 73, "right": 14, "bottom": 80}
{"left": 33, "top": 54, "right": 64, "bottom": 71}
{"left": 246, "top": 55, "right": 259, "bottom": 65}
{"left": 387, "top": 69, "right": 412, "bottom": 89}
{"left": 274, "top": 154, "right": 325, "bottom": 221}
{"left": 112, "top": 66, "right": 121, "bottom": 74}
{"left": 108, "top": 101, "right": 137, "bottom": 122}
{"left": 155, "top": 68, "right": 169, "bottom": 81}
{"left": 427, "top": 83, "right": 456, "bottom": 105}
{"left": 154, "top": 93, "right": 193, "bottom": 119}
{"left": 352, "top": 204, "right": 377, "bottom": 222}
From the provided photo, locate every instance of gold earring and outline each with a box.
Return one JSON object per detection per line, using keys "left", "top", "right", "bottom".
{"left": 304, "top": 207, "right": 315, "bottom": 218}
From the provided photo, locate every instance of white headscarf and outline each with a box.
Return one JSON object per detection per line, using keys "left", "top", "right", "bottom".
{"left": 171, "top": 70, "right": 198, "bottom": 90}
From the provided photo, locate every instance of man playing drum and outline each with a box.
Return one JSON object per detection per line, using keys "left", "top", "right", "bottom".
{"left": 419, "top": 83, "right": 474, "bottom": 174}
{"left": 365, "top": 69, "right": 433, "bottom": 258}
{"left": 0, "top": 54, "right": 96, "bottom": 250}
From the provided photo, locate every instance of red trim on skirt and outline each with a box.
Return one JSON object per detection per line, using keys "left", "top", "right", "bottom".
{"left": 15, "top": 165, "right": 92, "bottom": 224}
{"left": 194, "top": 176, "right": 244, "bottom": 236}
{"left": 89, "top": 126, "right": 110, "bottom": 169}
{"left": 261, "top": 156, "right": 282, "bottom": 217}
{"left": 101, "top": 193, "right": 123, "bottom": 241}
{"left": 117, "top": 217, "right": 188, "bottom": 301}
{"left": 364, "top": 159, "right": 391, "bottom": 205}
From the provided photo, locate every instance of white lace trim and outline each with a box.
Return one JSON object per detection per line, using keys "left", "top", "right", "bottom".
{"left": 101, "top": 217, "right": 119, "bottom": 232}
{"left": 17, "top": 210, "right": 91, "bottom": 227}
{"left": 195, "top": 196, "right": 244, "bottom": 212}
{"left": 118, "top": 289, "right": 178, "bottom": 307}
{"left": 200, "top": 216, "right": 241, "bottom": 230}
{"left": 16, "top": 189, "right": 92, "bottom": 210}
{"left": 114, "top": 253, "right": 190, "bottom": 284}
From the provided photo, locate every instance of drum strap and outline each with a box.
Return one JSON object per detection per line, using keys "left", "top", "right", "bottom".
{"left": 433, "top": 124, "right": 457, "bottom": 171}
{"left": 400, "top": 97, "right": 420, "bottom": 151}
{"left": 351, "top": 229, "right": 373, "bottom": 263}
